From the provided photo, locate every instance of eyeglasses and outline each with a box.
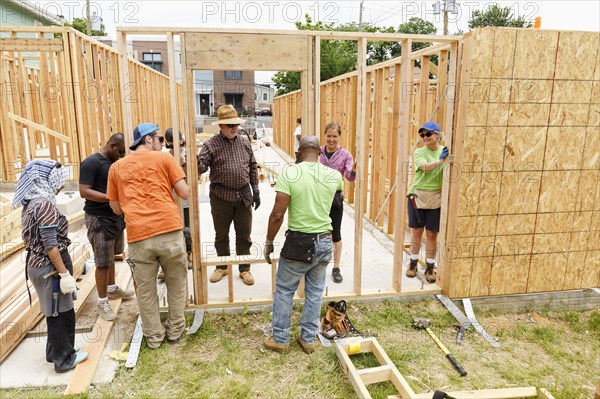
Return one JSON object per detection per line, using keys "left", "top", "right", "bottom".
{"left": 226, "top": 124, "right": 240, "bottom": 128}
{"left": 419, "top": 132, "right": 436, "bottom": 138}
{"left": 153, "top": 135, "right": 165, "bottom": 143}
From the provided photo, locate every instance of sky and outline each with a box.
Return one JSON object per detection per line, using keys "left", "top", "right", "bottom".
{"left": 20, "top": 1, "right": 600, "bottom": 83}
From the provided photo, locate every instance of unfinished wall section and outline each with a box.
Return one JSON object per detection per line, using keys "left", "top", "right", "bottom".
{"left": 446, "top": 28, "right": 600, "bottom": 297}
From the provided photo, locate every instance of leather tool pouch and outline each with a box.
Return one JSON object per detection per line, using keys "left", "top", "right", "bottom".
{"left": 413, "top": 189, "right": 442, "bottom": 209}
{"left": 280, "top": 231, "right": 316, "bottom": 263}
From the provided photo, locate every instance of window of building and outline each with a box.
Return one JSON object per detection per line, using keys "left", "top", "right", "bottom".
{"left": 254, "top": 92, "right": 257, "bottom": 100}
{"left": 142, "top": 52, "right": 163, "bottom": 73}
{"left": 263, "top": 92, "right": 268, "bottom": 101}
{"left": 225, "top": 70, "right": 242, "bottom": 80}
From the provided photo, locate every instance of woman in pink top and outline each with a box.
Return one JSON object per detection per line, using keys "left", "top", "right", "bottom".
{"left": 319, "top": 122, "right": 356, "bottom": 283}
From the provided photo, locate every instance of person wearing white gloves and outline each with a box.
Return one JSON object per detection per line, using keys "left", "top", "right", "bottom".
{"left": 13, "top": 159, "right": 88, "bottom": 373}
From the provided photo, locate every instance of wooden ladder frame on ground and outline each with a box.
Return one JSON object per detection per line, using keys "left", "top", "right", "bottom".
{"left": 334, "top": 337, "right": 557, "bottom": 399}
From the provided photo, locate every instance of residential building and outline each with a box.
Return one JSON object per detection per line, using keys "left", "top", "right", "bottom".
{"left": 1, "top": 0, "right": 65, "bottom": 27}
{"left": 255, "top": 84, "right": 275, "bottom": 110}
{"left": 213, "top": 70, "right": 256, "bottom": 115}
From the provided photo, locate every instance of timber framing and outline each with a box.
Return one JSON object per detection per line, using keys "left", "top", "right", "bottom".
{"left": 115, "top": 26, "right": 460, "bottom": 307}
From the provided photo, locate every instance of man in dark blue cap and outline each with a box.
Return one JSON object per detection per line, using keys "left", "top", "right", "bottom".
{"left": 107, "top": 122, "right": 190, "bottom": 348}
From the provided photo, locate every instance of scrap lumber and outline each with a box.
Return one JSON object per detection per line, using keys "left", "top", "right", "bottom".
{"left": 64, "top": 263, "right": 132, "bottom": 395}
{"left": 408, "top": 387, "right": 538, "bottom": 399}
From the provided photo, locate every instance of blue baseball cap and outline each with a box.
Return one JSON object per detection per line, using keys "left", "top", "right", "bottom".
{"left": 418, "top": 121, "right": 441, "bottom": 134}
{"left": 130, "top": 123, "right": 159, "bottom": 150}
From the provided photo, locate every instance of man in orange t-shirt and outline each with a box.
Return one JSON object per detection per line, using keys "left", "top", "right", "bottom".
{"left": 106, "top": 122, "right": 190, "bottom": 349}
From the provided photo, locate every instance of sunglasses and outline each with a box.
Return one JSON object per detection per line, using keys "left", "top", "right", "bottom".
{"left": 226, "top": 124, "right": 240, "bottom": 128}
{"left": 419, "top": 131, "right": 436, "bottom": 138}
{"left": 152, "top": 135, "right": 165, "bottom": 143}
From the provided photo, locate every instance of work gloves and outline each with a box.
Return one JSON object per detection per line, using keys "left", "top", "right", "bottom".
{"left": 59, "top": 272, "right": 77, "bottom": 295}
{"left": 264, "top": 239, "right": 274, "bottom": 264}
{"left": 253, "top": 192, "right": 261, "bottom": 210}
{"left": 439, "top": 146, "right": 449, "bottom": 160}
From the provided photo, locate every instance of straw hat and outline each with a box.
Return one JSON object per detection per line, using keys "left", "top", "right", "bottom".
{"left": 211, "top": 105, "right": 245, "bottom": 125}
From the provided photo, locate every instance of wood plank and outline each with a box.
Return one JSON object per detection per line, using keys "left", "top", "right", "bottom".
{"left": 181, "top": 33, "right": 206, "bottom": 305}
{"left": 185, "top": 32, "right": 307, "bottom": 71}
{"left": 411, "top": 387, "right": 537, "bottom": 399}
{"left": 64, "top": 264, "right": 132, "bottom": 395}
{"left": 392, "top": 39, "right": 413, "bottom": 292}
{"left": 0, "top": 38, "right": 63, "bottom": 52}
{"left": 353, "top": 38, "right": 367, "bottom": 296}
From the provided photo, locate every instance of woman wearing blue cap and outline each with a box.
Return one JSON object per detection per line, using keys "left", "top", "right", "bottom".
{"left": 13, "top": 159, "right": 88, "bottom": 372}
{"left": 406, "top": 121, "right": 451, "bottom": 283}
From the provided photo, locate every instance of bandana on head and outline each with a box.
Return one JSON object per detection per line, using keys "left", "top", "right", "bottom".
{"left": 12, "top": 159, "right": 67, "bottom": 209}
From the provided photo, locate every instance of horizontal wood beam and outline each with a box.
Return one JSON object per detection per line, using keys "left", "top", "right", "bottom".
{"left": 201, "top": 256, "right": 276, "bottom": 267}
{"left": 410, "top": 386, "right": 538, "bottom": 399}
{"left": 0, "top": 38, "right": 63, "bottom": 52}
{"left": 0, "top": 26, "right": 66, "bottom": 33}
{"left": 7, "top": 112, "right": 71, "bottom": 142}
{"left": 117, "top": 27, "right": 460, "bottom": 43}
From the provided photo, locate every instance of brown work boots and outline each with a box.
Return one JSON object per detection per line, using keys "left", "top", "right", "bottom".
{"left": 405, "top": 259, "right": 437, "bottom": 283}
{"left": 406, "top": 259, "right": 418, "bottom": 278}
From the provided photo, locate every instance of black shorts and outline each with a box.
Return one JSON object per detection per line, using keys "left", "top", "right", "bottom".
{"left": 407, "top": 199, "right": 440, "bottom": 232}
{"left": 329, "top": 201, "right": 343, "bottom": 243}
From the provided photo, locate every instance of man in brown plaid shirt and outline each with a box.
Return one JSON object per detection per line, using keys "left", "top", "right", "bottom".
{"left": 198, "top": 105, "right": 260, "bottom": 285}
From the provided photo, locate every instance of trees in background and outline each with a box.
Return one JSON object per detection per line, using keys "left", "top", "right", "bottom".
{"left": 468, "top": 4, "right": 532, "bottom": 29}
{"left": 273, "top": 16, "right": 436, "bottom": 96}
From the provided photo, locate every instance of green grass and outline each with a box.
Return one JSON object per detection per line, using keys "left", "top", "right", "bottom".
{"left": 2, "top": 299, "right": 598, "bottom": 399}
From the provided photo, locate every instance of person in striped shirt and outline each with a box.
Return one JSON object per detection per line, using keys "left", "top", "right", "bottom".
{"left": 14, "top": 159, "right": 88, "bottom": 373}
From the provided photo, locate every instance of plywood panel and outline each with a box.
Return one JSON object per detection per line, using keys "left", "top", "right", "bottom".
{"left": 476, "top": 215, "right": 497, "bottom": 236}
{"left": 448, "top": 258, "right": 472, "bottom": 298}
{"left": 552, "top": 80, "right": 594, "bottom": 104}
{"left": 508, "top": 103, "right": 551, "bottom": 126}
{"left": 458, "top": 172, "right": 481, "bottom": 216}
{"left": 454, "top": 237, "right": 475, "bottom": 259}
{"left": 495, "top": 214, "right": 536, "bottom": 236}
{"left": 544, "top": 127, "right": 585, "bottom": 170}
{"left": 469, "top": 29, "right": 494, "bottom": 79}
{"left": 582, "top": 251, "right": 600, "bottom": 289}
{"left": 588, "top": 103, "right": 600, "bottom": 126}
{"left": 462, "top": 127, "right": 484, "bottom": 172}
{"left": 473, "top": 235, "right": 496, "bottom": 258}
{"left": 528, "top": 252, "right": 568, "bottom": 292}
{"left": 469, "top": 256, "right": 492, "bottom": 297}
{"left": 491, "top": 29, "right": 517, "bottom": 79}
{"left": 494, "top": 234, "right": 533, "bottom": 257}
{"left": 588, "top": 231, "right": 600, "bottom": 251}
{"left": 554, "top": 31, "right": 600, "bottom": 80}
{"left": 538, "top": 171, "right": 579, "bottom": 213}
{"left": 482, "top": 127, "right": 506, "bottom": 172}
{"left": 478, "top": 172, "right": 501, "bottom": 215}
{"left": 535, "top": 212, "right": 573, "bottom": 234}
{"left": 569, "top": 231, "right": 590, "bottom": 252}
{"left": 513, "top": 30, "right": 559, "bottom": 80}
{"left": 510, "top": 79, "right": 553, "bottom": 104}
{"left": 498, "top": 171, "right": 541, "bottom": 214}
{"left": 486, "top": 103, "right": 510, "bottom": 126}
{"left": 185, "top": 33, "right": 307, "bottom": 71}
{"left": 469, "top": 79, "right": 510, "bottom": 103}
{"left": 490, "top": 255, "right": 530, "bottom": 295}
{"left": 456, "top": 216, "right": 477, "bottom": 237}
{"left": 563, "top": 251, "right": 588, "bottom": 290}
{"left": 572, "top": 211, "right": 593, "bottom": 232}
{"left": 576, "top": 170, "right": 599, "bottom": 211}
{"left": 503, "top": 127, "right": 546, "bottom": 172}
{"left": 532, "top": 232, "right": 570, "bottom": 254}
{"left": 549, "top": 103, "right": 592, "bottom": 126}
{"left": 465, "top": 102, "right": 488, "bottom": 126}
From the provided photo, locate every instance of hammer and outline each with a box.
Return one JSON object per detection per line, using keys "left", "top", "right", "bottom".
{"left": 413, "top": 317, "right": 467, "bottom": 377}
{"left": 43, "top": 270, "right": 78, "bottom": 302}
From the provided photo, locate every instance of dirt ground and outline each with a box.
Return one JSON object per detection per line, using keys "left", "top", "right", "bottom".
{"left": 2, "top": 296, "right": 599, "bottom": 399}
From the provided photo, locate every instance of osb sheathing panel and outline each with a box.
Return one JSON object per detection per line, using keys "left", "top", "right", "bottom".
{"left": 448, "top": 28, "right": 600, "bottom": 297}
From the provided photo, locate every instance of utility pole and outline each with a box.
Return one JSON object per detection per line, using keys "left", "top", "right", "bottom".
{"left": 443, "top": 0, "right": 448, "bottom": 35}
{"left": 358, "top": 0, "right": 365, "bottom": 32}
{"left": 86, "top": 0, "right": 91, "bottom": 35}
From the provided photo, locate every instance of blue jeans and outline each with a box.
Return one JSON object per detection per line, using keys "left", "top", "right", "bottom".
{"left": 272, "top": 235, "right": 332, "bottom": 344}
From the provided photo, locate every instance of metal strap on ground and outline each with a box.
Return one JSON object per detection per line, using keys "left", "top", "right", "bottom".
{"left": 186, "top": 308, "right": 205, "bottom": 335}
{"left": 436, "top": 294, "right": 471, "bottom": 328}
{"left": 125, "top": 315, "right": 143, "bottom": 369}
{"left": 462, "top": 298, "right": 501, "bottom": 348}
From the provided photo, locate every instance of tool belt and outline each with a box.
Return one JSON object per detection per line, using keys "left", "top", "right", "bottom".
{"left": 320, "top": 300, "right": 375, "bottom": 339}
{"left": 410, "top": 189, "right": 442, "bottom": 210}
{"left": 280, "top": 230, "right": 329, "bottom": 263}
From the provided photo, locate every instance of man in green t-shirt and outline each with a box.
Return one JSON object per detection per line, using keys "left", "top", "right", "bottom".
{"left": 263, "top": 136, "right": 343, "bottom": 354}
